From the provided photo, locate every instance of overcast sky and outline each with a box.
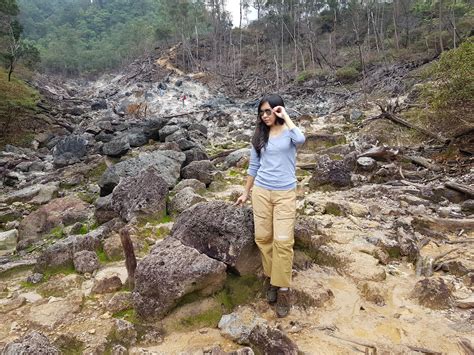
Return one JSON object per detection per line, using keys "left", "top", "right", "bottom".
{"left": 226, "top": 1, "right": 258, "bottom": 27}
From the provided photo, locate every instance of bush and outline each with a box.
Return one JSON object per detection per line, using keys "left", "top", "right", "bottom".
{"left": 427, "top": 37, "right": 473, "bottom": 109}
{"left": 335, "top": 66, "right": 360, "bottom": 83}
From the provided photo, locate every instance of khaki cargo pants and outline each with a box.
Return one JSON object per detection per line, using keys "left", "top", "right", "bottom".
{"left": 251, "top": 185, "right": 296, "bottom": 288}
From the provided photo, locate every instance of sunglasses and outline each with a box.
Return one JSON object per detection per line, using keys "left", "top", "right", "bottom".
{"left": 259, "top": 109, "right": 273, "bottom": 117}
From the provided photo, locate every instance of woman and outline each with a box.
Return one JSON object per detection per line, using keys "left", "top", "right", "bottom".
{"left": 235, "top": 94, "right": 305, "bottom": 318}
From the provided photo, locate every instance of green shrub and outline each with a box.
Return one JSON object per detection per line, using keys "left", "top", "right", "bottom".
{"left": 335, "top": 66, "right": 360, "bottom": 83}
{"left": 427, "top": 37, "right": 474, "bottom": 109}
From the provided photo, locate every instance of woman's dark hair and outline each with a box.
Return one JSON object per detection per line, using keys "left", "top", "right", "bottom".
{"left": 251, "top": 94, "right": 285, "bottom": 157}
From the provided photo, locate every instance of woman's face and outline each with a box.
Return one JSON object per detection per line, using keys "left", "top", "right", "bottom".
{"left": 259, "top": 102, "right": 276, "bottom": 127}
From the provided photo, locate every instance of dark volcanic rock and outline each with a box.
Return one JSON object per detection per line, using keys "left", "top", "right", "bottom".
{"left": 171, "top": 201, "right": 259, "bottom": 275}
{"left": 133, "top": 237, "right": 227, "bottom": 320}
{"left": 143, "top": 117, "right": 167, "bottom": 141}
{"left": 73, "top": 250, "right": 100, "bottom": 274}
{"left": 98, "top": 150, "right": 185, "bottom": 196}
{"left": 91, "top": 99, "right": 107, "bottom": 110}
{"left": 2, "top": 331, "right": 60, "bottom": 354}
{"left": 18, "top": 196, "right": 92, "bottom": 248}
{"left": 181, "top": 160, "right": 216, "bottom": 186}
{"left": 111, "top": 166, "right": 169, "bottom": 222}
{"left": 183, "top": 147, "right": 209, "bottom": 167}
{"left": 52, "top": 135, "right": 87, "bottom": 167}
{"left": 126, "top": 129, "right": 148, "bottom": 147}
{"left": 168, "top": 186, "right": 206, "bottom": 216}
{"left": 102, "top": 136, "right": 130, "bottom": 157}
{"left": 308, "top": 155, "right": 352, "bottom": 190}
{"left": 411, "top": 277, "right": 453, "bottom": 309}
{"left": 248, "top": 324, "right": 299, "bottom": 355}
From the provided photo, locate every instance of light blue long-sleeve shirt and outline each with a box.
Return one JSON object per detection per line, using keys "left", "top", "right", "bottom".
{"left": 247, "top": 127, "right": 306, "bottom": 190}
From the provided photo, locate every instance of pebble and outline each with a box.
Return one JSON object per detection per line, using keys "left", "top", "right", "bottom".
{"left": 89, "top": 329, "right": 96, "bottom": 334}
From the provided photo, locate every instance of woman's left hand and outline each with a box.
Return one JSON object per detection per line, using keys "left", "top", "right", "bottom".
{"left": 272, "top": 106, "right": 288, "bottom": 119}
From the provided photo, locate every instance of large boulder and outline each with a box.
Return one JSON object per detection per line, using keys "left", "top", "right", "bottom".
{"left": 35, "top": 233, "right": 101, "bottom": 272}
{"left": 133, "top": 237, "right": 227, "bottom": 320}
{"left": 52, "top": 135, "right": 88, "bottom": 167}
{"left": 181, "top": 160, "right": 216, "bottom": 186}
{"left": 98, "top": 150, "right": 185, "bottom": 196}
{"left": 308, "top": 155, "right": 352, "bottom": 190}
{"left": 183, "top": 147, "right": 209, "bottom": 167}
{"left": 34, "top": 221, "right": 118, "bottom": 272}
{"left": 73, "top": 250, "right": 100, "bottom": 274}
{"left": 102, "top": 135, "right": 130, "bottom": 157}
{"left": 143, "top": 117, "right": 167, "bottom": 141}
{"left": 2, "top": 331, "right": 60, "bottom": 354}
{"left": 18, "top": 196, "right": 93, "bottom": 248}
{"left": 111, "top": 167, "right": 169, "bottom": 222}
{"left": 170, "top": 201, "right": 259, "bottom": 275}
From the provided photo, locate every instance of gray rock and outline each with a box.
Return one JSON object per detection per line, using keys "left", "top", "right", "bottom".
{"left": 159, "top": 125, "right": 180, "bottom": 142}
{"left": 53, "top": 135, "right": 87, "bottom": 167}
{"left": 92, "top": 275, "right": 123, "bottom": 294}
{"left": 177, "top": 138, "right": 197, "bottom": 151}
{"left": 189, "top": 123, "right": 207, "bottom": 135}
{"left": 126, "top": 130, "right": 148, "bottom": 147}
{"left": 35, "top": 233, "right": 101, "bottom": 272}
{"left": 356, "top": 157, "right": 377, "bottom": 171}
{"left": 2, "top": 331, "right": 60, "bottom": 354}
{"left": 95, "top": 195, "right": 120, "bottom": 224}
{"left": 111, "top": 166, "right": 169, "bottom": 222}
{"left": 165, "top": 129, "right": 189, "bottom": 144}
{"left": 171, "top": 201, "right": 259, "bottom": 275}
{"left": 27, "top": 272, "right": 44, "bottom": 284}
{"left": 308, "top": 155, "right": 352, "bottom": 190}
{"left": 106, "top": 292, "right": 133, "bottom": 314}
{"left": 248, "top": 324, "right": 299, "bottom": 355}
{"left": 183, "top": 147, "right": 209, "bottom": 167}
{"left": 143, "top": 117, "right": 167, "bottom": 141}
{"left": 172, "top": 178, "right": 206, "bottom": 194}
{"left": 18, "top": 196, "right": 93, "bottom": 248}
{"left": 0, "top": 229, "right": 17, "bottom": 251}
{"left": 98, "top": 150, "right": 185, "bottom": 196}
{"left": 91, "top": 99, "right": 107, "bottom": 110}
{"left": 73, "top": 250, "right": 100, "bottom": 274}
{"left": 350, "top": 109, "right": 364, "bottom": 120}
{"left": 110, "top": 319, "right": 137, "bottom": 346}
{"left": 411, "top": 277, "right": 453, "bottom": 309}
{"left": 218, "top": 306, "right": 266, "bottom": 344}
{"left": 224, "top": 148, "right": 250, "bottom": 168}
{"left": 102, "top": 136, "right": 130, "bottom": 157}
{"left": 96, "top": 131, "right": 115, "bottom": 143}
{"left": 168, "top": 187, "right": 206, "bottom": 216}
{"left": 181, "top": 160, "right": 216, "bottom": 186}
{"left": 461, "top": 200, "right": 474, "bottom": 214}
{"left": 133, "top": 237, "right": 227, "bottom": 320}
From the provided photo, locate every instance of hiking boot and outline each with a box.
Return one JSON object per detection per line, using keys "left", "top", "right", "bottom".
{"left": 266, "top": 284, "right": 278, "bottom": 303}
{"left": 276, "top": 289, "right": 291, "bottom": 318}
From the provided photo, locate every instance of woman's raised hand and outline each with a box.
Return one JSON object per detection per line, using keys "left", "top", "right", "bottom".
{"left": 272, "top": 106, "right": 287, "bottom": 118}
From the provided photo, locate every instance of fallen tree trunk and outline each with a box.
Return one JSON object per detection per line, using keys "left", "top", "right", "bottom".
{"left": 413, "top": 216, "right": 474, "bottom": 233}
{"left": 445, "top": 182, "right": 474, "bottom": 199}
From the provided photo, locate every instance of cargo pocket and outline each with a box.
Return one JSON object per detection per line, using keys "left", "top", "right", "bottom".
{"left": 274, "top": 210, "right": 296, "bottom": 244}
{"left": 254, "top": 212, "right": 273, "bottom": 243}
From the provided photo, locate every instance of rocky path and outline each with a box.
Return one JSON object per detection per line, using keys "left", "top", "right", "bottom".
{"left": 0, "top": 59, "right": 473, "bottom": 354}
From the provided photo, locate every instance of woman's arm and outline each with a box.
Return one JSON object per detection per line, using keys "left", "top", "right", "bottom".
{"left": 235, "top": 146, "right": 259, "bottom": 206}
{"left": 234, "top": 175, "right": 255, "bottom": 206}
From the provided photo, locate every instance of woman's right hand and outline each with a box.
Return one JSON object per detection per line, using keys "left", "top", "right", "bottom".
{"left": 234, "top": 193, "right": 249, "bottom": 207}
